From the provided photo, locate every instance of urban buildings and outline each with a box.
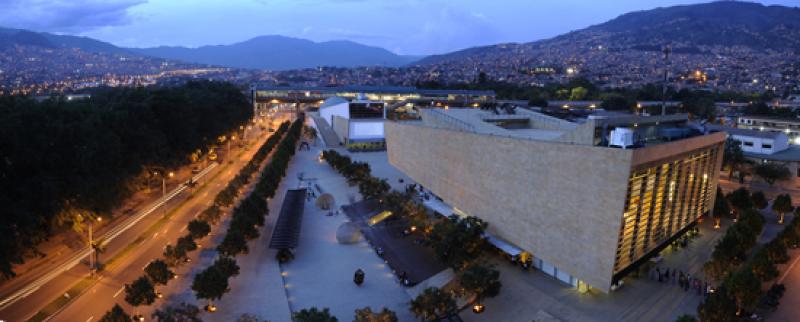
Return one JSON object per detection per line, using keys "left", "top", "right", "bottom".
{"left": 385, "top": 107, "right": 725, "bottom": 293}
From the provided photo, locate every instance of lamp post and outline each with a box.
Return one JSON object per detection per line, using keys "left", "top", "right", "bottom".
{"left": 88, "top": 216, "right": 102, "bottom": 273}
{"left": 160, "top": 171, "right": 174, "bottom": 197}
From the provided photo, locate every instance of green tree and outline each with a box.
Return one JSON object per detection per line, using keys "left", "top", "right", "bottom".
{"left": 100, "top": 304, "right": 132, "bottom": 322}
{"left": 697, "top": 287, "right": 737, "bottom": 322}
{"left": 409, "top": 287, "right": 457, "bottom": 322}
{"left": 144, "top": 259, "right": 174, "bottom": 285}
{"left": 163, "top": 244, "right": 187, "bottom": 267}
{"left": 600, "top": 93, "right": 635, "bottom": 111}
{"left": 460, "top": 264, "right": 502, "bottom": 303}
{"left": 724, "top": 268, "right": 762, "bottom": 314}
{"left": 125, "top": 276, "right": 157, "bottom": 308}
{"left": 726, "top": 188, "right": 752, "bottom": 218}
{"left": 292, "top": 307, "right": 338, "bottom": 322}
{"left": 218, "top": 230, "right": 249, "bottom": 256}
{"left": 765, "top": 240, "right": 789, "bottom": 264}
{"left": 177, "top": 234, "right": 198, "bottom": 253}
{"left": 750, "top": 191, "right": 768, "bottom": 210}
{"left": 712, "top": 187, "right": 730, "bottom": 229}
{"left": 354, "top": 307, "right": 398, "bottom": 322}
{"left": 750, "top": 250, "right": 779, "bottom": 282}
{"left": 772, "top": 193, "right": 793, "bottom": 224}
{"left": 151, "top": 302, "right": 201, "bottom": 322}
{"left": 569, "top": 87, "right": 588, "bottom": 101}
{"left": 428, "top": 215, "right": 488, "bottom": 271}
{"left": 187, "top": 220, "right": 211, "bottom": 239}
{"left": 358, "top": 177, "right": 390, "bottom": 201}
{"left": 213, "top": 256, "right": 240, "bottom": 277}
{"left": 723, "top": 138, "right": 745, "bottom": 179}
{"left": 192, "top": 266, "right": 229, "bottom": 307}
{"left": 754, "top": 163, "right": 791, "bottom": 186}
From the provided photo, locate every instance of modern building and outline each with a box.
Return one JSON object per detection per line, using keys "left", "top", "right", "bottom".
{"left": 707, "top": 125, "right": 789, "bottom": 155}
{"left": 319, "top": 96, "right": 387, "bottom": 149}
{"left": 385, "top": 107, "right": 725, "bottom": 293}
{"left": 737, "top": 116, "right": 800, "bottom": 144}
{"left": 708, "top": 124, "right": 800, "bottom": 185}
{"left": 252, "top": 85, "right": 495, "bottom": 109}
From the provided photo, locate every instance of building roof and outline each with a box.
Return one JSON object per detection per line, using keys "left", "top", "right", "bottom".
{"left": 319, "top": 96, "right": 348, "bottom": 109}
{"left": 269, "top": 189, "right": 307, "bottom": 250}
{"left": 706, "top": 124, "right": 785, "bottom": 140}
{"left": 745, "top": 145, "right": 800, "bottom": 162}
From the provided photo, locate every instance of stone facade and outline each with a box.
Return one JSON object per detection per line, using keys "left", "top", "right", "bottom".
{"left": 385, "top": 121, "right": 725, "bottom": 293}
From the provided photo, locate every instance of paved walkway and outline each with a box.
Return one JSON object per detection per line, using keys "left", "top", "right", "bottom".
{"left": 279, "top": 136, "right": 414, "bottom": 321}
{"left": 310, "top": 114, "right": 341, "bottom": 147}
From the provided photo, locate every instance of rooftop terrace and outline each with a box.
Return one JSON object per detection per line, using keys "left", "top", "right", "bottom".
{"left": 414, "top": 107, "right": 704, "bottom": 149}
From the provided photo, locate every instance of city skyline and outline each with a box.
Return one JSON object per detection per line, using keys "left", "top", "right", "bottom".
{"left": 1, "top": 0, "right": 797, "bottom": 55}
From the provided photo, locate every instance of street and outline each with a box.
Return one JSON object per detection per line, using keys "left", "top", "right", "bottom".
{"left": 0, "top": 114, "right": 285, "bottom": 322}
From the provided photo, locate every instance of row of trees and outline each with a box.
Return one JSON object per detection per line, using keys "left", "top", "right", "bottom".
{"left": 693, "top": 191, "right": 800, "bottom": 321}
{"left": 698, "top": 215, "right": 800, "bottom": 321}
{"left": 191, "top": 116, "right": 304, "bottom": 311}
{"left": 100, "top": 117, "right": 298, "bottom": 320}
{"left": 321, "top": 150, "right": 391, "bottom": 200}
{"left": 0, "top": 81, "right": 252, "bottom": 278}
{"left": 321, "top": 150, "right": 502, "bottom": 320}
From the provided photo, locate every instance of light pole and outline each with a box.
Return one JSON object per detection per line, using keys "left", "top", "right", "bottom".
{"left": 161, "top": 171, "right": 174, "bottom": 197}
{"left": 88, "top": 216, "right": 102, "bottom": 273}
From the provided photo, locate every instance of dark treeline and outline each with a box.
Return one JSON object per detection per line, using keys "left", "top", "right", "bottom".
{"left": 0, "top": 81, "right": 252, "bottom": 277}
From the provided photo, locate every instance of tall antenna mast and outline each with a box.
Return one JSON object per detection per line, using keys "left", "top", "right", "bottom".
{"left": 661, "top": 45, "right": 671, "bottom": 116}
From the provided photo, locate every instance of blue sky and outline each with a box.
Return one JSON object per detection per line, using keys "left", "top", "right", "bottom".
{"left": 1, "top": 0, "right": 797, "bottom": 55}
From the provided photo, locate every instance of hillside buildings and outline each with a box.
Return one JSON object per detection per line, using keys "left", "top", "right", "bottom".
{"left": 385, "top": 107, "right": 725, "bottom": 293}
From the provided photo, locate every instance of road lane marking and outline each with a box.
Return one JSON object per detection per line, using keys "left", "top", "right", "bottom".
{"left": 86, "top": 316, "right": 94, "bottom": 322}
{"left": 180, "top": 226, "right": 186, "bottom": 232}
{"left": 779, "top": 253, "right": 800, "bottom": 283}
{"left": 153, "top": 232, "right": 159, "bottom": 238}
{"left": 113, "top": 287, "right": 124, "bottom": 298}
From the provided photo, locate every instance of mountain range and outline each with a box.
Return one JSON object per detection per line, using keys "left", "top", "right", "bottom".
{"left": 0, "top": 27, "right": 420, "bottom": 70}
{"left": 129, "top": 36, "right": 420, "bottom": 70}
{"left": 416, "top": 1, "right": 800, "bottom": 66}
{"left": 2, "top": 1, "right": 800, "bottom": 93}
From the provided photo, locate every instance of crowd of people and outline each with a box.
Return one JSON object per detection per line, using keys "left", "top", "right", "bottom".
{"left": 651, "top": 266, "right": 713, "bottom": 297}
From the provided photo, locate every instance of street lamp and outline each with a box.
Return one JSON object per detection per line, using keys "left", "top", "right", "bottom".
{"left": 88, "top": 216, "right": 102, "bottom": 272}
{"left": 161, "top": 171, "right": 174, "bottom": 197}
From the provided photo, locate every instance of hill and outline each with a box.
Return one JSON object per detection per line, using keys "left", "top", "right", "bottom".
{"left": 131, "top": 35, "right": 421, "bottom": 70}
{"left": 0, "top": 27, "right": 130, "bottom": 54}
{"left": 417, "top": 1, "right": 800, "bottom": 66}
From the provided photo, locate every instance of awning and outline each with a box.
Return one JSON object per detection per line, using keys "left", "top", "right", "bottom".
{"left": 484, "top": 234, "right": 523, "bottom": 257}
{"left": 269, "top": 189, "right": 307, "bottom": 249}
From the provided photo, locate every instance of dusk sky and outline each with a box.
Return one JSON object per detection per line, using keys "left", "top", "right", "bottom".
{"left": 1, "top": 0, "right": 797, "bottom": 55}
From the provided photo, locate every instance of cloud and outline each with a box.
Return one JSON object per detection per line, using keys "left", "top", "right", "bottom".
{"left": 0, "top": 0, "right": 146, "bottom": 33}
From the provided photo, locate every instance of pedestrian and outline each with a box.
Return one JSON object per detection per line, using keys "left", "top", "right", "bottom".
{"left": 656, "top": 267, "right": 662, "bottom": 282}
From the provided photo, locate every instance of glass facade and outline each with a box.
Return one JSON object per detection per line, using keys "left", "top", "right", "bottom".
{"left": 613, "top": 143, "right": 722, "bottom": 273}
{"left": 349, "top": 103, "right": 385, "bottom": 119}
